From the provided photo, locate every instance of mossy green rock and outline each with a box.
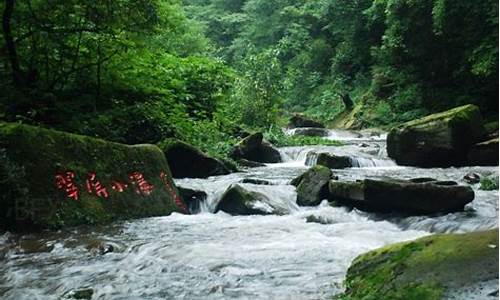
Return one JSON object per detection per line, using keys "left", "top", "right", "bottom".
{"left": 387, "top": 104, "right": 485, "bottom": 167}
{"left": 215, "top": 184, "right": 288, "bottom": 215}
{"left": 293, "top": 165, "right": 332, "bottom": 206}
{"left": 0, "top": 122, "right": 186, "bottom": 231}
{"left": 158, "top": 139, "right": 230, "bottom": 178}
{"left": 336, "top": 229, "right": 499, "bottom": 300}
{"left": 328, "top": 178, "right": 474, "bottom": 215}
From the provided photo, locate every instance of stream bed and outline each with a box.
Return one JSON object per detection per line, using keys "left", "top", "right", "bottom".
{"left": 0, "top": 130, "right": 498, "bottom": 300}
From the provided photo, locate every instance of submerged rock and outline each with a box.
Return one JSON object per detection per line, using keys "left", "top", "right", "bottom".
{"left": 335, "top": 229, "right": 499, "bottom": 300}
{"left": 215, "top": 185, "right": 287, "bottom": 215}
{"left": 158, "top": 139, "right": 230, "bottom": 178}
{"left": 328, "top": 178, "right": 474, "bottom": 215}
{"left": 464, "top": 173, "right": 481, "bottom": 184}
{"left": 0, "top": 122, "right": 187, "bottom": 231}
{"left": 230, "top": 133, "right": 281, "bottom": 163}
{"left": 316, "top": 153, "right": 353, "bottom": 169}
{"left": 467, "top": 138, "right": 499, "bottom": 166}
{"left": 292, "top": 165, "right": 333, "bottom": 206}
{"left": 241, "top": 178, "right": 272, "bottom": 185}
{"left": 387, "top": 104, "right": 485, "bottom": 167}
{"left": 292, "top": 127, "right": 329, "bottom": 137}
{"left": 288, "top": 113, "right": 325, "bottom": 129}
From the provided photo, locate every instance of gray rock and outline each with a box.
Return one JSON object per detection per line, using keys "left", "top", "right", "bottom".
{"left": 292, "top": 165, "right": 333, "bottom": 206}
{"left": 230, "top": 133, "right": 281, "bottom": 163}
{"left": 215, "top": 185, "right": 287, "bottom": 215}
{"left": 387, "top": 104, "right": 485, "bottom": 167}
{"left": 328, "top": 178, "right": 474, "bottom": 215}
{"left": 159, "top": 139, "right": 231, "bottom": 178}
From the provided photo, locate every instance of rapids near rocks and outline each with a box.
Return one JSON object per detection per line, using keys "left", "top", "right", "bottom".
{"left": 0, "top": 129, "right": 498, "bottom": 299}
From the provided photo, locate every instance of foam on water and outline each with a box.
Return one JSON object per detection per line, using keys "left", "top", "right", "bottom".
{"left": 0, "top": 129, "right": 497, "bottom": 300}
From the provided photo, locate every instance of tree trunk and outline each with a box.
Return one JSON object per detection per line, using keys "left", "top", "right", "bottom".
{"left": 2, "top": 0, "right": 23, "bottom": 86}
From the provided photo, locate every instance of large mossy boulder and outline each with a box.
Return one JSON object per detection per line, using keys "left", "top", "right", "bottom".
{"left": 215, "top": 184, "right": 290, "bottom": 215}
{"left": 329, "top": 178, "right": 474, "bottom": 215}
{"left": 292, "top": 165, "right": 333, "bottom": 206}
{"left": 316, "top": 153, "right": 353, "bottom": 169}
{"left": 158, "top": 139, "right": 230, "bottom": 178}
{"left": 230, "top": 133, "right": 281, "bottom": 163}
{"left": 0, "top": 123, "right": 187, "bottom": 231}
{"left": 288, "top": 113, "right": 325, "bottom": 129}
{"left": 336, "top": 229, "right": 499, "bottom": 300}
{"left": 387, "top": 104, "right": 485, "bottom": 167}
{"left": 467, "top": 138, "right": 499, "bottom": 166}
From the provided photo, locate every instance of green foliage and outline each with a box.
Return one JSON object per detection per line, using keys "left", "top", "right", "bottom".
{"left": 264, "top": 125, "right": 342, "bottom": 147}
{"left": 480, "top": 176, "right": 499, "bottom": 191}
{"left": 223, "top": 48, "right": 283, "bottom": 129}
{"left": 0, "top": 0, "right": 236, "bottom": 160}
{"left": 185, "top": 0, "right": 498, "bottom": 127}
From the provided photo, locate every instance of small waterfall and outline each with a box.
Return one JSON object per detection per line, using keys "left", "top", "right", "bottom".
{"left": 349, "top": 156, "right": 397, "bottom": 168}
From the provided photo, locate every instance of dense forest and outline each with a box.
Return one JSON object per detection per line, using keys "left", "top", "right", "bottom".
{"left": 0, "top": 0, "right": 498, "bottom": 159}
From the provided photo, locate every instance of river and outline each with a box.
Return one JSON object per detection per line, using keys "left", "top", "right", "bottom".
{"left": 0, "top": 129, "right": 498, "bottom": 299}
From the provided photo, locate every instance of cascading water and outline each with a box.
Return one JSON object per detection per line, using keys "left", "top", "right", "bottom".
{"left": 0, "top": 128, "right": 497, "bottom": 300}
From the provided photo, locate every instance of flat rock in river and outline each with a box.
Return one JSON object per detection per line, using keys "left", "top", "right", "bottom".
{"left": 328, "top": 178, "right": 474, "bottom": 215}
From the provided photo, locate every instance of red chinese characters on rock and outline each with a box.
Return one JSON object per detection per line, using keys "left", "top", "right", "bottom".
{"left": 55, "top": 171, "right": 79, "bottom": 200}
{"left": 128, "top": 171, "right": 154, "bottom": 196}
{"left": 55, "top": 170, "right": 188, "bottom": 214}
{"left": 160, "top": 171, "right": 189, "bottom": 214}
{"left": 86, "top": 172, "right": 109, "bottom": 199}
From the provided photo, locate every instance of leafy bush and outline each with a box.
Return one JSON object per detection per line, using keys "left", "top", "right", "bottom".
{"left": 480, "top": 176, "right": 499, "bottom": 191}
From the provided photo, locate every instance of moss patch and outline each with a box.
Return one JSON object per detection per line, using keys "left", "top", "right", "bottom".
{"left": 0, "top": 122, "right": 185, "bottom": 231}
{"left": 335, "top": 229, "right": 499, "bottom": 300}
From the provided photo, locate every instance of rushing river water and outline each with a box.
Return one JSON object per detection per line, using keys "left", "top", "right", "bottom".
{"left": 0, "top": 130, "right": 498, "bottom": 300}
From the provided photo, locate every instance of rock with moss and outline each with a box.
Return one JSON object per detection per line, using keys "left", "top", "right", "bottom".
{"left": 467, "top": 138, "right": 499, "bottom": 166}
{"left": 387, "top": 104, "right": 485, "bottom": 167}
{"left": 230, "top": 133, "right": 281, "bottom": 163}
{"left": 288, "top": 113, "right": 325, "bottom": 129}
{"left": 316, "top": 153, "right": 353, "bottom": 169}
{"left": 292, "top": 165, "right": 333, "bottom": 206}
{"left": 215, "top": 184, "right": 288, "bottom": 215}
{"left": 158, "top": 139, "right": 230, "bottom": 178}
{"left": 335, "top": 229, "right": 499, "bottom": 300}
{"left": 0, "top": 122, "right": 187, "bottom": 231}
{"left": 328, "top": 178, "right": 474, "bottom": 215}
